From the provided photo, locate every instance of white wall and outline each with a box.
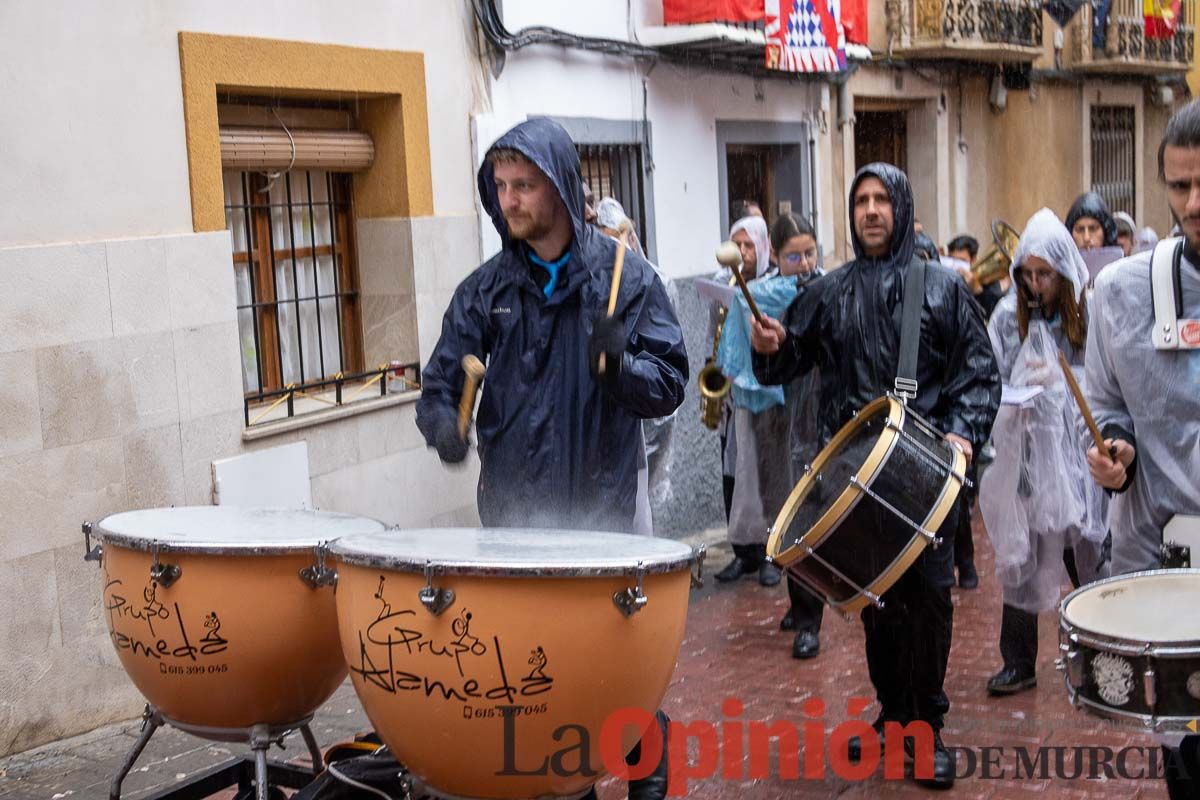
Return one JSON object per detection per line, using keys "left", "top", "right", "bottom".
{"left": 0, "top": 0, "right": 484, "bottom": 247}
{"left": 474, "top": 11, "right": 828, "bottom": 279}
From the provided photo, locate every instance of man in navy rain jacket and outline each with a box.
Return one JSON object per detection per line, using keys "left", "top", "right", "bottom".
{"left": 417, "top": 117, "right": 687, "bottom": 533}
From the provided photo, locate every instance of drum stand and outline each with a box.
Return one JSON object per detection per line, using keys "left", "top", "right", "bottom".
{"left": 109, "top": 704, "right": 324, "bottom": 800}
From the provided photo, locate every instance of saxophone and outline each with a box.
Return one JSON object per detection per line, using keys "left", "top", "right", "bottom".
{"left": 698, "top": 276, "right": 735, "bottom": 430}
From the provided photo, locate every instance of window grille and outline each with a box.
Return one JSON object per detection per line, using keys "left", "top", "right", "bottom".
{"left": 577, "top": 143, "right": 649, "bottom": 249}
{"left": 1090, "top": 105, "right": 1136, "bottom": 216}
{"left": 223, "top": 169, "right": 363, "bottom": 398}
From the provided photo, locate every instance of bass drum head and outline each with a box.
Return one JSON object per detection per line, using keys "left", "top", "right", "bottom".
{"left": 1063, "top": 570, "right": 1200, "bottom": 644}
{"left": 97, "top": 506, "right": 384, "bottom": 553}
{"left": 331, "top": 528, "right": 697, "bottom": 575}
{"left": 770, "top": 397, "right": 894, "bottom": 562}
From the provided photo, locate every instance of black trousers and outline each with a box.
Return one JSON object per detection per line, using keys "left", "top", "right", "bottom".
{"left": 998, "top": 549, "right": 1083, "bottom": 674}
{"left": 953, "top": 464, "right": 978, "bottom": 569}
{"left": 1165, "top": 737, "right": 1200, "bottom": 799}
{"left": 580, "top": 710, "right": 671, "bottom": 800}
{"left": 861, "top": 564, "right": 954, "bottom": 730}
{"left": 786, "top": 573, "right": 825, "bottom": 634}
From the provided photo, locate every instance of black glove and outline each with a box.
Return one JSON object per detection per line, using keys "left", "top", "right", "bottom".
{"left": 434, "top": 417, "right": 469, "bottom": 464}
{"left": 588, "top": 316, "right": 626, "bottom": 387}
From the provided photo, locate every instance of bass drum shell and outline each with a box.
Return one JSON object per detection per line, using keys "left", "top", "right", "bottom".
{"left": 768, "top": 396, "right": 964, "bottom": 612}
{"left": 332, "top": 529, "right": 694, "bottom": 800}
{"left": 96, "top": 507, "right": 380, "bottom": 729}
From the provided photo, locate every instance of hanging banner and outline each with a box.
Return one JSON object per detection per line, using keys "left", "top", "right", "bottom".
{"left": 663, "top": 0, "right": 764, "bottom": 24}
{"left": 765, "top": 0, "right": 848, "bottom": 72}
{"left": 1144, "top": 0, "right": 1181, "bottom": 39}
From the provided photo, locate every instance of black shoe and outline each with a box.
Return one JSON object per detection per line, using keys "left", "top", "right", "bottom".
{"left": 759, "top": 561, "right": 781, "bottom": 587}
{"left": 987, "top": 666, "right": 1037, "bottom": 695}
{"left": 780, "top": 608, "right": 796, "bottom": 630}
{"left": 627, "top": 710, "right": 670, "bottom": 800}
{"left": 792, "top": 631, "right": 819, "bottom": 659}
{"left": 957, "top": 562, "right": 979, "bottom": 590}
{"left": 847, "top": 719, "right": 887, "bottom": 763}
{"left": 714, "top": 556, "right": 757, "bottom": 582}
{"left": 910, "top": 731, "right": 955, "bottom": 790}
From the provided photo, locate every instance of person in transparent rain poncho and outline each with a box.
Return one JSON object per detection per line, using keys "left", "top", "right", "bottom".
{"left": 980, "top": 208, "right": 1109, "bottom": 697}
{"left": 1086, "top": 102, "right": 1200, "bottom": 799}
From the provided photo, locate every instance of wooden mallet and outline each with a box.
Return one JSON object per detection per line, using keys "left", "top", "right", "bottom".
{"left": 1056, "top": 349, "right": 1111, "bottom": 456}
{"left": 598, "top": 221, "right": 633, "bottom": 376}
{"left": 458, "top": 354, "right": 486, "bottom": 441}
{"left": 715, "top": 241, "right": 764, "bottom": 324}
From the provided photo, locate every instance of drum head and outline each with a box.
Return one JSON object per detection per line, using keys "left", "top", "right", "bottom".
{"left": 772, "top": 397, "right": 895, "bottom": 558}
{"left": 96, "top": 506, "right": 385, "bottom": 553}
{"left": 1063, "top": 570, "right": 1200, "bottom": 644}
{"left": 330, "top": 528, "right": 697, "bottom": 576}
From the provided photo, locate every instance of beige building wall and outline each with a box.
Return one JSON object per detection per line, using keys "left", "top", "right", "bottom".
{"left": 0, "top": 1, "right": 490, "bottom": 756}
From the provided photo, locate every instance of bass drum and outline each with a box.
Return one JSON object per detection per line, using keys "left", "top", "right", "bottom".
{"left": 330, "top": 528, "right": 701, "bottom": 800}
{"left": 767, "top": 395, "right": 966, "bottom": 613}
{"left": 1060, "top": 569, "right": 1200, "bottom": 732}
{"left": 92, "top": 506, "right": 383, "bottom": 729}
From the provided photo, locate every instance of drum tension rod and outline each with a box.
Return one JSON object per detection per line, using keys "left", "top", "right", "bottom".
{"left": 848, "top": 477, "right": 942, "bottom": 549}
{"left": 418, "top": 561, "right": 455, "bottom": 616}
{"left": 82, "top": 521, "right": 103, "bottom": 563}
{"left": 149, "top": 541, "right": 182, "bottom": 588}
{"left": 795, "top": 542, "right": 884, "bottom": 609}
{"left": 298, "top": 543, "right": 337, "bottom": 589}
{"left": 883, "top": 418, "right": 971, "bottom": 487}
{"left": 690, "top": 544, "right": 707, "bottom": 588}
{"left": 614, "top": 561, "right": 649, "bottom": 617}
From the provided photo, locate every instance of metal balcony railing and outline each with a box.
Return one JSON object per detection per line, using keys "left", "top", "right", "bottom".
{"left": 887, "top": 0, "right": 1045, "bottom": 61}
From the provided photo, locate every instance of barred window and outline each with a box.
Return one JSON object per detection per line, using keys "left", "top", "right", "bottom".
{"left": 577, "top": 143, "right": 649, "bottom": 249}
{"left": 223, "top": 169, "right": 363, "bottom": 397}
{"left": 1090, "top": 105, "right": 1136, "bottom": 216}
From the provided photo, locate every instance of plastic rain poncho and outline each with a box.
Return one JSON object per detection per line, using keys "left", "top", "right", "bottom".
{"left": 719, "top": 273, "right": 801, "bottom": 545}
{"left": 980, "top": 209, "right": 1109, "bottom": 612}
{"left": 1086, "top": 243, "right": 1200, "bottom": 575}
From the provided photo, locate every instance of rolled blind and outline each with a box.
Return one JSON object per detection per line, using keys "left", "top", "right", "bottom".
{"left": 219, "top": 126, "right": 374, "bottom": 171}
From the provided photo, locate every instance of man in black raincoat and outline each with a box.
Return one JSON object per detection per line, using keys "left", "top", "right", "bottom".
{"left": 1065, "top": 190, "right": 1119, "bottom": 250}
{"left": 416, "top": 118, "right": 683, "bottom": 799}
{"left": 416, "top": 118, "right": 687, "bottom": 533}
{"left": 750, "top": 163, "right": 1001, "bottom": 789}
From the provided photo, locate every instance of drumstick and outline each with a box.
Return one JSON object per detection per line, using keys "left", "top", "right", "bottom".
{"left": 1056, "top": 350, "right": 1108, "bottom": 455}
{"left": 598, "top": 221, "right": 632, "bottom": 376}
{"left": 458, "top": 354, "right": 486, "bottom": 440}
{"left": 715, "top": 241, "right": 764, "bottom": 324}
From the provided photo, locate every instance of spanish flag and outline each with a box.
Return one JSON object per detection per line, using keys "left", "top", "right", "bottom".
{"left": 1145, "top": 0, "right": 1181, "bottom": 39}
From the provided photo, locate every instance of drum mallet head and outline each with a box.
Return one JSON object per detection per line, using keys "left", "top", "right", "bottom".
{"left": 716, "top": 241, "right": 742, "bottom": 269}
{"left": 462, "top": 354, "right": 485, "bottom": 379}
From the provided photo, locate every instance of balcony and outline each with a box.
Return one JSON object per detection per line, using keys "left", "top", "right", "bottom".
{"left": 1064, "top": 0, "right": 1195, "bottom": 75}
{"left": 886, "top": 0, "right": 1045, "bottom": 62}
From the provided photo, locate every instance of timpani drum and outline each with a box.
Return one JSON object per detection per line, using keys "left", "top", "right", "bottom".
{"left": 89, "top": 506, "right": 384, "bottom": 730}
{"left": 767, "top": 395, "right": 967, "bottom": 612}
{"left": 329, "top": 528, "right": 702, "bottom": 800}
{"left": 1060, "top": 569, "right": 1200, "bottom": 732}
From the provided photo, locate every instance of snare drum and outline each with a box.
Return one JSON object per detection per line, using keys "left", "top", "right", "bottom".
{"left": 767, "top": 395, "right": 966, "bottom": 612}
{"left": 91, "top": 506, "right": 384, "bottom": 729}
{"left": 1060, "top": 569, "right": 1200, "bottom": 732}
{"left": 330, "top": 528, "right": 701, "bottom": 800}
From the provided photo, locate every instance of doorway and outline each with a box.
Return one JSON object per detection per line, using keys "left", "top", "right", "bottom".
{"left": 855, "top": 110, "right": 907, "bottom": 173}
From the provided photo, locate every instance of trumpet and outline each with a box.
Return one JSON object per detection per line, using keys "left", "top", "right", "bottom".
{"left": 970, "top": 219, "right": 1020, "bottom": 287}
{"left": 699, "top": 276, "right": 736, "bottom": 430}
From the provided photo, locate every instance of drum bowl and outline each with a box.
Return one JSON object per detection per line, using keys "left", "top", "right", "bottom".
{"left": 100, "top": 544, "right": 346, "bottom": 728}
{"left": 334, "top": 559, "right": 692, "bottom": 798}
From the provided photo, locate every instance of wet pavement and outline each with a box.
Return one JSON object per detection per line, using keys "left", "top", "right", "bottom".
{"left": 0, "top": 517, "right": 1171, "bottom": 799}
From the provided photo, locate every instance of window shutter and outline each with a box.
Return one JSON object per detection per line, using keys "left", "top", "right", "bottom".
{"left": 219, "top": 126, "right": 374, "bottom": 171}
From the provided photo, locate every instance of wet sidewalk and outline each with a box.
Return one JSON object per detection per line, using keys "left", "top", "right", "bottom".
{"left": 0, "top": 519, "right": 1169, "bottom": 799}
